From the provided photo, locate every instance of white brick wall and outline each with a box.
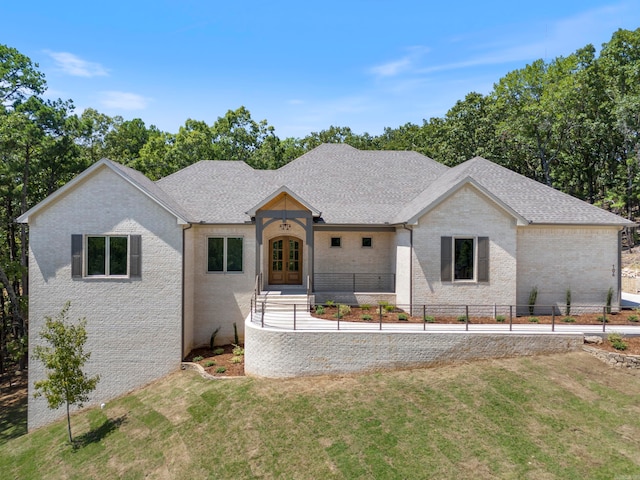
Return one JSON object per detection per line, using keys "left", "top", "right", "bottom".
{"left": 516, "top": 226, "right": 620, "bottom": 311}
{"left": 189, "top": 225, "right": 255, "bottom": 349}
{"left": 27, "top": 166, "right": 183, "bottom": 430}
{"left": 412, "top": 184, "right": 518, "bottom": 307}
{"left": 314, "top": 231, "right": 394, "bottom": 275}
{"left": 245, "top": 320, "right": 582, "bottom": 378}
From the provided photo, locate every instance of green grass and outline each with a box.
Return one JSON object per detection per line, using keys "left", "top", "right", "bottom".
{"left": 2, "top": 353, "right": 640, "bottom": 479}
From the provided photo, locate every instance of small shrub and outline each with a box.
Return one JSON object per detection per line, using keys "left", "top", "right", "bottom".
{"left": 339, "top": 304, "right": 351, "bottom": 316}
{"left": 378, "top": 300, "right": 389, "bottom": 307}
{"left": 230, "top": 356, "right": 243, "bottom": 364}
{"left": 608, "top": 333, "right": 628, "bottom": 351}
{"left": 495, "top": 315, "right": 506, "bottom": 323}
{"left": 361, "top": 314, "right": 373, "bottom": 321}
{"left": 315, "top": 305, "right": 325, "bottom": 315}
{"left": 215, "top": 366, "right": 227, "bottom": 374}
{"left": 233, "top": 322, "right": 239, "bottom": 345}
{"left": 384, "top": 304, "right": 396, "bottom": 312}
{"left": 232, "top": 345, "right": 244, "bottom": 356}
{"left": 457, "top": 315, "right": 467, "bottom": 322}
{"left": 597, "top": 315, "right": 608, "bottom": 323}
{"left": 612, "top": 341, "right": 628, "bottom": 351}
{"left": 562, "top": 317, "right": 576, "bottom": 323}
{"left": 204, "top": 360, "right": 215, "bottom": 367}
{"left": 529, "top": 317, "right": 539, "bottom": 323}
{"left": 360, "top": 304, "right": 371, "bottom": 310}
{"left": 424, "top": 315, "right": 436, "bottom": 323}
{"left": 565, "top": 288, "right": 571, "bottom": 316}
{"left": 628, "top": 314, "right": 639, "bottom": 323}
{"left": 528, "top": 286, "right": 538, "bottom": 315}
{"left": 325, "top": 300, "right": 335, "bottom": 307}
{"left": 213, "top": 348, "right": 224, "bottom": 355}
{"left": 192, "top": 355, "right": 204, "bottom": 362}
{"left": 398, "top": 313, "right": 408, "bottom": 321}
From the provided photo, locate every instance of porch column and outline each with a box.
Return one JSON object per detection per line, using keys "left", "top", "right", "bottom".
{"left": 255, "top": 215, "right": 264, "bottom": 289}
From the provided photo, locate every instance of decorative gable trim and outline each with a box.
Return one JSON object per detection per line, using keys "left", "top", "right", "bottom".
{"left": 245, "top": 185, "right": 322, "bottom": 218}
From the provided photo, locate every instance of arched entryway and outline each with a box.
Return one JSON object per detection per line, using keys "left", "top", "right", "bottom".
{"left": 269, "top": 236, "right": 302, "bottom": 285}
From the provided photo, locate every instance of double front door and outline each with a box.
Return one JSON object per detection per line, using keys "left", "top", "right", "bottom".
{"left": 269, "top": 236, "right": 302, "bottom": 285}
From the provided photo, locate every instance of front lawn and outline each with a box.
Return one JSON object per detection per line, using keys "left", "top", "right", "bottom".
{"left": 2, "top": 352, "right": 640, "bottom": 479}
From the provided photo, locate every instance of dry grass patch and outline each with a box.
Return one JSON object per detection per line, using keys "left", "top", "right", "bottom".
{"left": 2, "top": 353, "right": 640, "bottom": 479}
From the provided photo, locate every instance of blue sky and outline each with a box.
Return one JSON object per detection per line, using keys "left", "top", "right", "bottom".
{"left": 2, "top": 1, "right": 640, "bottom": 138}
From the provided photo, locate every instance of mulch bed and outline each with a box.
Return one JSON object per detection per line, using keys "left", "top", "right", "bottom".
{"left": 183, "top": 344, "right": 244, "bottom": 377}
{"left": 312, "top": 306, "right": 640, "bottom": 326}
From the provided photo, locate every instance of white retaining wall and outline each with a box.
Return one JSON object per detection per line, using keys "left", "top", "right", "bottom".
{"left": 244, "top": 320, "right": 582, "bottom": 378}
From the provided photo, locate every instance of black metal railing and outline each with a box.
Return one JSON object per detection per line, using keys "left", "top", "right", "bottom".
{"left": 248, "top": 301, "right": 632, "bottom": 333}
{"left": 313, "top": 273, "right": 395, "bottom": 292}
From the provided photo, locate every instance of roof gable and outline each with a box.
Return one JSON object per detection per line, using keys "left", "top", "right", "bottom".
{"left": 246, "top": 186, "right": 322, "bottom": 217}
{"left": 17, "top": 159, "right": 192, "bottom": 224}
{"left": 395, "top": 175, "right": 529, "bottom": 225}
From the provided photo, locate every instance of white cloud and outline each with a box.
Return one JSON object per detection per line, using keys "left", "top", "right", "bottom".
{"left": 369, "top": 46, "right": 430, "bottom": 78}
{"left": 46, "top": 51, "right": 108, "bottom": 77}
{"left": 100, "top": 91, "right": 150, "bottom": 110}
{"left": 370, "top": 57, "right": 412, "bottom": 77}
{"left": 369, "top": 2, "right": 637, "bottom": 85}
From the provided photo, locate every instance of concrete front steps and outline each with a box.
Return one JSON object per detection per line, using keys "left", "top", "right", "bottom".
{"left": 256, "top": 291, "right": 313, "bottom": 317}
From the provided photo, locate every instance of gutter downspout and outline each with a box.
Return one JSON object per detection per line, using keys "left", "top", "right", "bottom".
{"left": 402, "top": 223, "right": 413, "bottom": 307}
{"left": 181, "top": 223, "right": 193, "bottom": 361}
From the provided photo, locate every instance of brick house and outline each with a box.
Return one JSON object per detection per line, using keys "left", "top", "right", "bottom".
{"left": 18, "top": 143, "right": 633, "bottom": 429}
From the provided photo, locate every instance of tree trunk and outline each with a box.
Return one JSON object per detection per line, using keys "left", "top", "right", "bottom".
{"left": 20, "top": 146, "right": 30, "bottom": 297}
{"left": 66, "top": 401, "right": 73, "bottom": 444}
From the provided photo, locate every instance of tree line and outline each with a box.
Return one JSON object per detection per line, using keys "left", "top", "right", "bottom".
{"left": 1, "top": 28, "right": 639, "bottom": 377}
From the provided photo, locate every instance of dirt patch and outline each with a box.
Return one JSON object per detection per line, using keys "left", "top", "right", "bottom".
{"left": 0, "top": 371, "right": 28, "bottom": 442}
{"left": 594, "top": 336, "right": 640, "bottom": 355}
{"left": 622, "top": 247, "right": 640, "bottom": 270}
{"left": 183, "top": 344, "right": 244, "bottom": 377}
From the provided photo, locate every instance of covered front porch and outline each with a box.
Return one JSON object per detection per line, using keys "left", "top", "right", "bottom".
{"left": 251, "top": 189, "right": 400, "bottom": 302}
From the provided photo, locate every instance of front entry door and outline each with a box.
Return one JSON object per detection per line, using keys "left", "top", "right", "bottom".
{"left": 269, "top": 236, "right": 302, "bottom": 285}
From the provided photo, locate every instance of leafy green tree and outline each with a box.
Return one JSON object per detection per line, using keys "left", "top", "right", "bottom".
{"left": 105, "top": 117, "right": 155, "bottom": 166}
{"left": 134, "top": 130, "right": 176, "bottom": 179}
{"left": 33, "top": 302, "right": 100, "bottom": 444}
{"left": 77, "top": 108, "right": 113, "bottom": 164}
{"left": 300, "top": 125, "right": 377, "bottom": 151}
{"left": 0, "top": 44, "right": 46, "bottom": 107}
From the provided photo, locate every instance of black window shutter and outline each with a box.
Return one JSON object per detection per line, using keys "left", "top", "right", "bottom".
{"left": 129, "top": 235, "right": 142, "bottom": 278}
{"left": 477, "top": 237, "right": 489, "bottom": 282}
{"left": 71, "top": 234, "right": 83, "bottom": 278}
{"left": 441, "top": 237, "right": 452, "bottom": 282}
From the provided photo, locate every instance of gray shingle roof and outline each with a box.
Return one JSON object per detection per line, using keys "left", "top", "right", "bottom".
{"left": 107, "top": 160, "right": 195, "bottom": 223}
{"left": 154, "top": 145, "right": 632, "bottom": 227}
{"left": 398, "top": 157, "right": 633, "bottom": 226}
{"left": 157, "top": 144, "right": 448, "bottom": 224}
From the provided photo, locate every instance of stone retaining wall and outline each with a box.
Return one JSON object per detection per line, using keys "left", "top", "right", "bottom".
{"left": 583, "top": 346, "right": 640, "bottom": 369}
{"left": 245, "top": 320, "right": 583, "bottom": 378}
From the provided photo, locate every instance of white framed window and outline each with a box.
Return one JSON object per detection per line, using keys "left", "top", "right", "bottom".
{"left": 208, "top": 237, "right": 243, "bottom": 272}
{"left": 441, "top": 236, "right": 489, "bottom": 283}
{"left": 71, "top": 234, "right": 141, "bottom": 278}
